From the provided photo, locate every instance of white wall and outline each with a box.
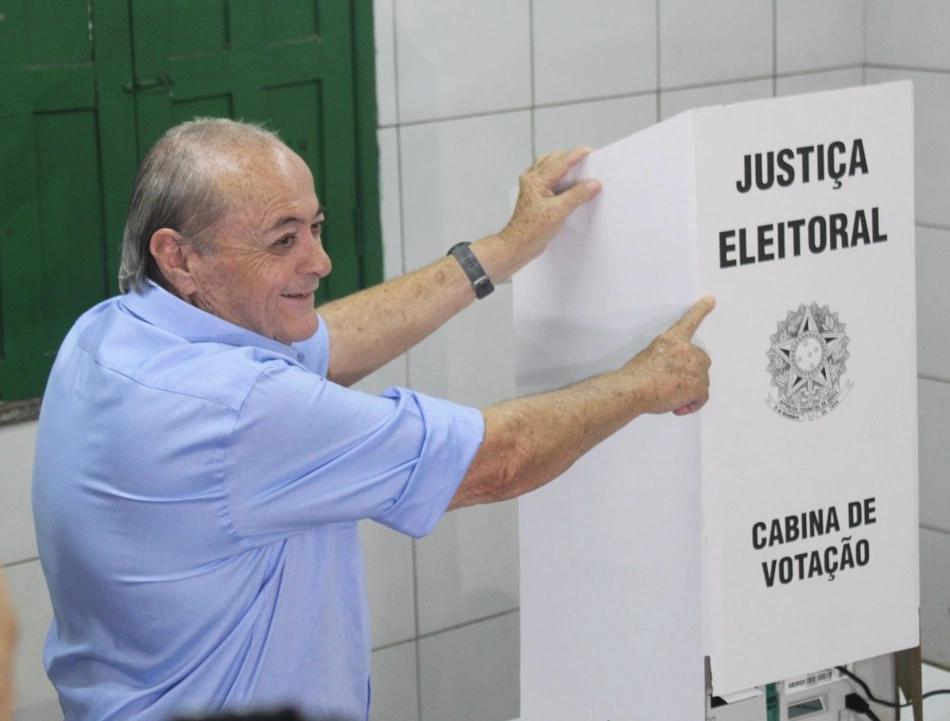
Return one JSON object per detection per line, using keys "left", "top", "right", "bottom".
{"left": 4, "top": 2, "right": 947, "bottom": 720}
{"left": 861, "top": 0, "right": 950, "bottom": 672}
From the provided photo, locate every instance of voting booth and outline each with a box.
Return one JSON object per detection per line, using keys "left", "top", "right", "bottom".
{"left": 514, "top": 82, "right": 918, "bottom": 720}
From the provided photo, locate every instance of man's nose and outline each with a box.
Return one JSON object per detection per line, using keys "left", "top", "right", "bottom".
{"left": 302, "top": 234, "right": 332, "bottom": 277}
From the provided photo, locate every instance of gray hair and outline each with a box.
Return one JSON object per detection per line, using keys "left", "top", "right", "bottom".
{"left": 118, "top": 118, "right": 282, "bottom": 293}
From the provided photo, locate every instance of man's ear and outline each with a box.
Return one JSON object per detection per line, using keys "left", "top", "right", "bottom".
{"left": 150, "top": 228, "right": 198, "bottom": 297}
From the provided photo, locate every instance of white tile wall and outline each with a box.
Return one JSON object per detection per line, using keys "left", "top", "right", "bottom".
{"left": 776, "top": 67, "right": 865, "bottom": 97}
{"left": 776, "top": 0, "right": 865, "bottom": 75}
{"left": 660, "top": 78, "right": 774, "bottom": 120}
{"left": 0, "top": 423, "right": 38, "bottom": 566}
{"left": 920, "top": 379, "right": 950, "bottom": 534}
{"left": 923, "top": 664, "right": 950, "bottom": 720}
{"left": 532, "top": 0, "right": 656, "bottom": 106}
{"left": 377, "top": 127, "right": 404, "bottom": 281}
{"left": 415, "top": 500, "right": 519, "bottom": 636}
{"left": 7, "top": 4, "right": 950, "bottom": 720}
{"left": 865, "top": 68, "right": 950, "bottom": 229}
{"left": 352, "top": 356, "right": 409, "bottom": 396}
{"left": 369, "top": 641, "right": 418, "bottom": 721}
{"left": 373, "top": 0, "right": 398, "bottom": 127}
{"left": 659, "top": 0, "right": 773, "bottom": 88}
{"left": 866, "top": 1, "right": 950, "bottom": 71}
{"left": 5, "top": 561, "right": 57, "bottom": 715}
{"left": 407, "top": 282, "right": 515, "bottom": 406}
{"left": 418, "top": 611, "right": 519, "bottom": 721}
{"left": 533, "top": 95, "right": 657, "bottom": 155}
{"left": 922, "top": 529, "right": 950, "bottom": 668}
{"left": 359, "top": 521, "right": 417, "bottom": 649}
{"left": 394, "top": 0, "right": 531, "bottom": 124}
{"left": 916, "top": 227, "right": 950, "bottom": 381}
{"left": 399, "top": 112, "right": 532, "bottom": 274}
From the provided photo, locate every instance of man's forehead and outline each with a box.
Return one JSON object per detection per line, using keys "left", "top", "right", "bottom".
{"left": 208, "top": 143, "right": 318, "bottom": 225}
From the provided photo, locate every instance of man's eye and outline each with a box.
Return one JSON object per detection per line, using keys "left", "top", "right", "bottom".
{"left": 311, "top": 221, "right": 323, "bottom": 235}
{"left": 275, "top": 234, "right": 295, "bottom": 248}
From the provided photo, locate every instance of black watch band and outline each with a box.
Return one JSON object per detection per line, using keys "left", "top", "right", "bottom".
{"left": 447, "top": 242, "right": 494, "bottom": 299}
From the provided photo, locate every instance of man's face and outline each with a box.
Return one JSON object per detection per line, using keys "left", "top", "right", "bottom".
{"left": 185, "top": 143, "right": 331, "bottom": 345}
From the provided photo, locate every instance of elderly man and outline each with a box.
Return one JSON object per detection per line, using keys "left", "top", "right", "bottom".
{"left": 32, "top": 118, "right": 711, "bottom": 721}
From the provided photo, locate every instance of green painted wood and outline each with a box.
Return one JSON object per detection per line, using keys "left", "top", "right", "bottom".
{"left": 263, "top": 0, "right": 320, "bottom": 45}
{"left": 0, "top": 0, "right": 379, "bottom": 400}
{"left": 26, "top": 0, "right": 91, "bottom": 65}
{"left": 0, "top": 1, "right": 30, "bottom": 68}
{"left": 34, "top": 111, "right": 110, "bottom": 353}
{"left": 129, "top": 0, "right": 377, "bottom": 303}
{"left": 0, "top": 1, "right": 108, "bottom": 400}
{"left": 353, "top": 0, "right": 383, "bottom": 288}
{"left": 91, "top": 0, "right": 141, "bottom": 296}
{"left": 167, "top": 0, "right": 229, "bottom": 58}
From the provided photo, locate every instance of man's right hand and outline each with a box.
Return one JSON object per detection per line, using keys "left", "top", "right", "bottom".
{"left": 450, "top": 296, "right": 715, "bottom": 510}
{"left": 621, "top": 296, "right": 714, "bottom": 416}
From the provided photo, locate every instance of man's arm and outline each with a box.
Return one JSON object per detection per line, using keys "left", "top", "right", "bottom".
{"left": 319, "top": 148, "right": 601, "bottom": 387}
{"left": 449, "top": 297, "right": 714, "bottom": 510}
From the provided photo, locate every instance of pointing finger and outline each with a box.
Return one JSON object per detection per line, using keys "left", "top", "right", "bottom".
{"left": 668, "top": 296, "right": 715, "bottom": 340}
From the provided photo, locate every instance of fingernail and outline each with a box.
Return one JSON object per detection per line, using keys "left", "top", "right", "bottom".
{"left": 585, "top": 179, "right": 601, "bottom": 194}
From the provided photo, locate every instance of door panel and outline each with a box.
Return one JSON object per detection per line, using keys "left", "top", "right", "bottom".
{"left": 0, "top": 0, "right": 377, "bottom": 401}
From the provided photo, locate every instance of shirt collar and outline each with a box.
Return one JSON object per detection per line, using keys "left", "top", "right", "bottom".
{"left": 119, "top": 282, "right": 307, "bottom": 363}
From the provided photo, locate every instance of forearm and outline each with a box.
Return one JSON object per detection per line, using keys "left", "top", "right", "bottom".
{"left": 449, "top": 369, "right": 647, "bottom": 510}
{"left": 320, "top": 148, "right": 600, "bottom": 387}
{"left": 320, "top": 237, "right": 494, "bottom": 387}
{"left": 448, "top": 297, "right": 714, "bottom": 510}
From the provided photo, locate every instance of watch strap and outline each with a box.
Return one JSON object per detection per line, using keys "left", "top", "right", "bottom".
{"left": 447, "top": 242, "right": 494, "bottom": 299}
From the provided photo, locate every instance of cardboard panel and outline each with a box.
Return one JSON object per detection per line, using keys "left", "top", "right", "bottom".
{"left": 695, "top": 82, "right": 918, "bottom": 692}
{"left": 515, "top": 82, "right": 919, "bottom": 717}
{"left": 516, "top": 113, "right": 705, "bottom": 721}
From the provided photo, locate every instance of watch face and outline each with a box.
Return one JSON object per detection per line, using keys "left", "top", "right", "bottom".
{"left": 473, "top": 277, "right": 494, "bottom": 299}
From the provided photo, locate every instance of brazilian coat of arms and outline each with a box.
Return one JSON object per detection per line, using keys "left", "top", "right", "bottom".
{"left": 766, "top": 303, "right": 853, "bottom": 421}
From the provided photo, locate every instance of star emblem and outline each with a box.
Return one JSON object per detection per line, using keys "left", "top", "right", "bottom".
{"left": 766, "top": 303, "right": 851, "bottom": 420}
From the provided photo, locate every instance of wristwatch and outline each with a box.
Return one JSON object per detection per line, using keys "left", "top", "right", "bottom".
{"left": 447, "top": 242, "right": 494, "bottom": 299}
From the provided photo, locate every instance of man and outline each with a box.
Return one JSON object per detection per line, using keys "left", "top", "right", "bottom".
{"left": 32, "top": 119, "right": 711, "bottom": 720}
{"left": 0, "top": 570, "right": 16, "bottom": 721}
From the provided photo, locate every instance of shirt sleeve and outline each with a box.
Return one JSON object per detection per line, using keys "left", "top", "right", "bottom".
{"left": 222, "top": 361, "right": 485, "bottom": 543}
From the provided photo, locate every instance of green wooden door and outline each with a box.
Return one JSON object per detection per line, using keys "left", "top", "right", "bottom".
{"left": 0, "top": 0, "right": 380, "bottom": 401}
{"left": 128, "top": 0, "right": 367, "bottom": 303}
{"left": 0, "top": 1, "right": 137, "bottom": 399}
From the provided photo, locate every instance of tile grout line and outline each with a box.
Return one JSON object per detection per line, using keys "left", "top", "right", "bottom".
{"left": 772, "top": 0, "right": 778, "bottom": 97}
{"left": 862, "top": 0, "right": 868, "bottom": 84}
{"left": 385, "top": 63, "right": 869, "bottom": 133}
{"left": 372, "top": 607, "right": 521, "bottom": 654}
{"left": 865, "top": 62, "right": 950, "bottom": 75}
{"left": 388, "top": 3, "right": 422, "bottom": 717}
{"left": 529, "top": 0, "right": 536, "bottom": 159}
{"left": 655, "top": 0, "right": 661, "bottom": 121}
{"left": 2, "top": 556, "right": 39, "bottom": 569}
{"left": 411, "top": 538, "right": 422, "bottom": 721}
{"left": 919, "top": 373, "right": 950, "bottom": 385}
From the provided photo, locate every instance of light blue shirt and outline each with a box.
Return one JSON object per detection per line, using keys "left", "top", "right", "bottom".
{"left": 32, "top": 283, "right": 485, "bottom": 721}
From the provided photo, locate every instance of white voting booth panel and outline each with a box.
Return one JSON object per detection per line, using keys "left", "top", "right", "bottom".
{"left": 514, "top": 82, "right": 918, "bottom": 721}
